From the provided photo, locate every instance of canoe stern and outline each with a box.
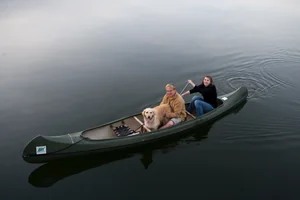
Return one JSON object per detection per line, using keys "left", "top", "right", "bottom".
{"left": 22, "top": 134, "right": 78, "bottom": 163}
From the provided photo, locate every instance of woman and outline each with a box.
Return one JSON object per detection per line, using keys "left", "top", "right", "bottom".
{"left": 181, "top": 76, "right": 217, "bottom": 117}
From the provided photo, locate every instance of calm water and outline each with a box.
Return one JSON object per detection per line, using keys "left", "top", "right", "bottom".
{"left": 1, "top": 0, "right": 300, "bottom": 199}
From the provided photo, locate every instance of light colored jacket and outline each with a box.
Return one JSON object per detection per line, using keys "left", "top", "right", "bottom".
{"left": 160, "top": 92, "right": 186, "bottom": 121}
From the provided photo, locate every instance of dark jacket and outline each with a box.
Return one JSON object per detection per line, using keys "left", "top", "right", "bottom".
{"left": 189, "top": 84, "right": 218, "bottom": 108}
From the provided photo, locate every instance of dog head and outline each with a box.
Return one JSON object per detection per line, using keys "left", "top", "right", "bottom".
{"left": 142, "top": 108, "right": 156, "bottom": 123}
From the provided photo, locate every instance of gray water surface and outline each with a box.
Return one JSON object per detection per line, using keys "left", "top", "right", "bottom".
{"left": 1, "top": 0, "right": 300, "bottom": 199}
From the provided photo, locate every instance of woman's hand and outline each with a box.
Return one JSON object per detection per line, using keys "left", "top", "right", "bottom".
{"left": 181, "top": 91, "right": 190, "bottom": 96}
{"left": 187, "top": 80, "right": 196, "bottom": 87}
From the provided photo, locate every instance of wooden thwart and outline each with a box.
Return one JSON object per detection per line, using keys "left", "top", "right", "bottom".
{"left": 133, "top": 116, "right": 151, "bottom": 132}
{"left": 186, "top": 111, "right": 196, "bottom": 119}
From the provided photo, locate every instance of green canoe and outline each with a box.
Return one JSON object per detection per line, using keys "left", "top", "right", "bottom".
{"left": 22, "top": 86, "right": 248, "bottom": 164}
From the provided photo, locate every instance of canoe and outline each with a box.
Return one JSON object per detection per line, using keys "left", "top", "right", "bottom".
{"left": 22, "top": 86, "right": 248, "bottom": 164}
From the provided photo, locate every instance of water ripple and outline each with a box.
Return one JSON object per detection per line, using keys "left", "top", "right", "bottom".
{"left": 213, "top": 47, "right": 300, "bottom": 100}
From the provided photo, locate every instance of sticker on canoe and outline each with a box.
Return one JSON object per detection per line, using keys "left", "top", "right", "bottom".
{"left": 222, "top": 97, "right": 228, "bottom": 101}
{"left": 36, "top": 146, "right": 47, "bottom": 155}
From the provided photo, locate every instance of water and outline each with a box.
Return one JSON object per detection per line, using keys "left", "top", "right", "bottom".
{"left": 1, "top": 0, "right": 300, "bottom": 199}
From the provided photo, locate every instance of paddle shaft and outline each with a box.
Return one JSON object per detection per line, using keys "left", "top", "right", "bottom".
{"left": 180, "top": 82, "right": 190, "bottom": 95}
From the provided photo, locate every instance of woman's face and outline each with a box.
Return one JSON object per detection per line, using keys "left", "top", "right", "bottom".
{"left": 203, "top": 77, "right": 211, "bottom": 86}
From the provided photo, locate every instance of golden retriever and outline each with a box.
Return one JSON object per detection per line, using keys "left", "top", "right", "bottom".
{"left": 142, "top": 104, "right": 171, "bottom": 131}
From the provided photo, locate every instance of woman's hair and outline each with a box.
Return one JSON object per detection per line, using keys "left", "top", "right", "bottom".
{"left": 202, "top": 76, "right": 213, "bottom": 85}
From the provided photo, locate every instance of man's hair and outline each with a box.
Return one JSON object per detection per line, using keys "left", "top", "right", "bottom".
{"left": 165, "top": 84, "right": 176, "bottom": 90}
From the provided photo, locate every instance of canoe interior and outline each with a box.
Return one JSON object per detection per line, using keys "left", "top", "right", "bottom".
{"left": 81, "top": 113, "right": 196, "bottom": 140}
{"left": 81, "top": 99, "right": 224, "bottom": 140}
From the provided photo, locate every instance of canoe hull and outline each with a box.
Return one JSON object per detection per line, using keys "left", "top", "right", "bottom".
{"left": 22, "top": 86, "right": 248, "bottom": 163}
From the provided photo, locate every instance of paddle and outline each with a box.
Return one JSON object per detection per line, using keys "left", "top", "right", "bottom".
{"left": 179, "top": 82, "right": 190, "bottom": 95}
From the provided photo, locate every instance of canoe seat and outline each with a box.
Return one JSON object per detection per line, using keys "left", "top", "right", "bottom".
{"left": 186, "top": 111, "right": 196, "bottom": 119}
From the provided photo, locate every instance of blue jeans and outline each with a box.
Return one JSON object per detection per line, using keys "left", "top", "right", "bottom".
{"left": 187, "top": 96, "right": 214, "bottom": 117}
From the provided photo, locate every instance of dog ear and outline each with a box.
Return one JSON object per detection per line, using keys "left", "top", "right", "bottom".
{"left": 142, "top": 109, "right": 145, "bottom": 117}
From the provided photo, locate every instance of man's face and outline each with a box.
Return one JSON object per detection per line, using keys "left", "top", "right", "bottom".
{"left": 166, "top": 86, "right": 176, "bottom": 97}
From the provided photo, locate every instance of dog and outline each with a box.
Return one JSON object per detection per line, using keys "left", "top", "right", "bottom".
{"left": 142, "top": 104, "right": 172, "bottom": 131}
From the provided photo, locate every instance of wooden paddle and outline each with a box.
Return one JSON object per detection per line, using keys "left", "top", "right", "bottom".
{"left": 180, "top": 82, "right": 190, "bottom": 95}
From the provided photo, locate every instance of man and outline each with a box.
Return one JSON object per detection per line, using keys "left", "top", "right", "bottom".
{"left": 159, "top": 84, "right": 186, "bottom": 129}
